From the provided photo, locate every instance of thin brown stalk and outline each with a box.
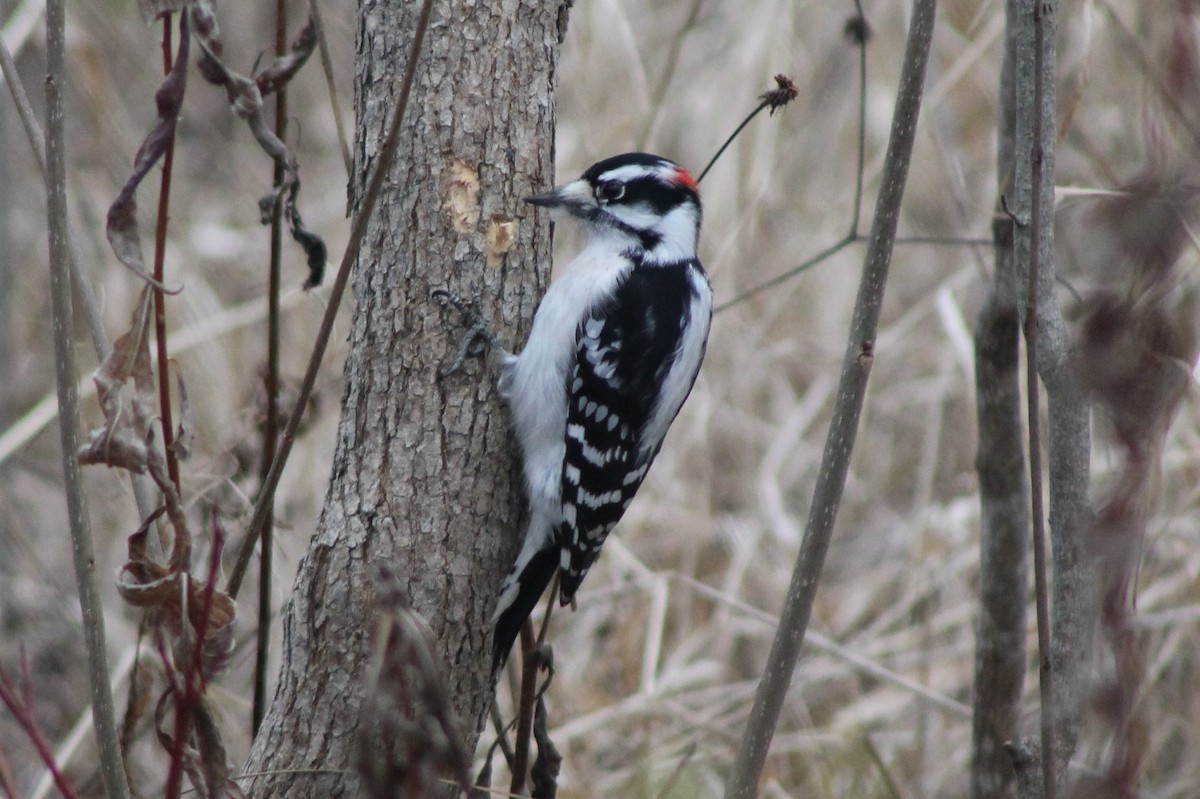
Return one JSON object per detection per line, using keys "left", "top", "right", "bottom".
{"left": 715, "top": 235, "right": 855, "bottom": 313}
{"left": 160, "top": 643, "right": 187, "bottom": 799}
{"left": 153, "top": 14, "right": 182, "bottom": 493}
{"left": 636, "top": 0, "right": 703, "bottom": 150}
{"left": 723, "top": 2, "right": 937, "bottom": 796}
{"left": 163, "top": 524, "right": 226, "bottom": 799}
{"left": 308, "top": 0, "right": 352, "bottom": 177}
{"left": 253, "top": 0, "right": 289, "bottom": 737}
{"left": 226, "top": 0, "right": 437, "bottom": 600}
{"left": 43, "top": 0, "right": 130, "bottom": 795}
{"left": 0, "top": 745, "right": 18, "bottom": 799}
{"left": 714, "top": 10, "right": 868, "bottom": 314}
{"left": 509, "top": 624, "right": 539, "bottom": 796}
{"left": 1, "top": 27, "right": 162, "bottom": 554}
{"left": 848, "top": 0, "right": 868, "bottom": 237}
{"left": 1025, "top": 192, "right": 1054, "bottom": 799}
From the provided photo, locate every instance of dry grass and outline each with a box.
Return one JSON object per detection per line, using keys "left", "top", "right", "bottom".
{"left": 2, "top": 0, "right": 1199, "bottom": 797}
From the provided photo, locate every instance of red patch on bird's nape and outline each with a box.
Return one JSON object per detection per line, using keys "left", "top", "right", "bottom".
{"left": 671, "top": 166, "right": 700, "bottom": 193}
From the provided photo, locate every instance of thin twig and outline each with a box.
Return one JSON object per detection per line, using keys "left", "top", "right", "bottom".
{"left": 706, "top": 15, "right": 989, "bottom": 318}
{"left": 509, "top": 624, "right": 539, "bottom": 796}
{"left": 849, "top": 0, "right": 869, "bottom": 237}
{"left": 153, "top": 13, "right": 182, "bottom": 494}
{"left": 0, "top": 658, "right": 81, "bottom": 799}
{"left": 894, "top": 235, "right": 991, "bottom": 246}
{"left": 696, "top": 74, "right": 797, "bottom": 184}
{"left": 227, "top": 0, "right": 438, "bottom": 599}
{"left": 253, "top": 0, "right": 289, "bottom": 737}
{"left": 308, "top": 0, "right": 352, "bottom": 178}
{"left": 43, "top": 0, "right": 130, "bottom": 794}
{"left": 714, "top": 235, "right": 855, "bottom": 313}
{"left": 723, "top": 1, "right": 937, "bottom": 795}
{"left": 0, "top": 745, "right": 18, "bottom": 799}
{"left": 636, "top": 0, "right": 704, "bottom": 150}
{"left": 713, "top": 18, "right": 866, "bottom": 314}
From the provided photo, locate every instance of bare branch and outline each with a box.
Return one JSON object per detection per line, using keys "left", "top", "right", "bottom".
{"left": 1010, "top": 1, "right": 1092, "bottom": 793}
{"left": 723, "top": 2, "right": 937, "bottom": 795}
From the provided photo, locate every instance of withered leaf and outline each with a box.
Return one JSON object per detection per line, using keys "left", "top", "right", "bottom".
{"left": 78, "top": 289, "right": 156, "bottom": 473}
{"left": 530, "top": 696, "right": 561, "bottom": 799}
{"left": 106, "top": 12, "right": 188, "bottom": 290}
{"left": 254, "top": 17, "right": 317, "bottom": 96}
{"left": 118, "top": 522, "right": 236, "bottom": 682}
{"left": 293, "top": 225, "right": 327, "bottom": 288}
{"left": 195, "top": 17, "right": 327, "bottom": 288}
{"left": 189, "top": 0, "right": 221, "bottom": 50}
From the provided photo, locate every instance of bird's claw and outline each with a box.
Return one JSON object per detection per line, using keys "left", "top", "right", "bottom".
{"left": 431, "top": 288, "right": 502, "bottom": 379}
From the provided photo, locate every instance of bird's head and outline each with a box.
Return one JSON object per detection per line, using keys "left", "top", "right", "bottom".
{"left": 526, "top": 152, "right": 702, "bottom": 262}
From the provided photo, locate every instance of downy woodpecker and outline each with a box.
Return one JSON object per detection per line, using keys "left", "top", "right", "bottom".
{"left": 445, "top": 152, "right": 712, "bottom": 675}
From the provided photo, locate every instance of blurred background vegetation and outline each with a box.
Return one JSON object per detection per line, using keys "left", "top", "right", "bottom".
{"left": 2, "top": 0, "right": 1199, "bottom": 796}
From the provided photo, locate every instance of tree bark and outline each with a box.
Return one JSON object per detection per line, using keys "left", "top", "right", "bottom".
{"left": 242, "top": 1, "right": 570, "bottom": 795}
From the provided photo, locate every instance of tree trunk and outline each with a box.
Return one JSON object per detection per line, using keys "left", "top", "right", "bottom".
{"left": 242, "top": 1, "right": 570, "bottom": 795}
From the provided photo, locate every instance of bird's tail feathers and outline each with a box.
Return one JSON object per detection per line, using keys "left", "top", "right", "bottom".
{"left": 491, "top": 533, "right": 558, "bottom": 678}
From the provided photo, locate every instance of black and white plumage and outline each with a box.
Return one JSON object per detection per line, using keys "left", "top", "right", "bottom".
{"left": 488, "top": 153, "right": 712, "bottom": 675}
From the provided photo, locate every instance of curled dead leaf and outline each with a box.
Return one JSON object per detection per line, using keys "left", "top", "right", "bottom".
{"left": 106, "top": 12, "right": 188, "bottom": 291}
{"left": 195, "top": 17, "right": 326, "bottom": 288}
{"left": 118, "top": 523, "right": 236, "bottom": 682}
{"left": 254, "top": 17, "right": 317, "bottom": 96}
{"left": 530, "top": 696, "right": 561, "bottom": 799}
{"left": 79, "top": 289, "right": 157, "bottom": 473}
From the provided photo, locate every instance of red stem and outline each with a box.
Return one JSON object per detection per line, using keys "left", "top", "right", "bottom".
{"left": 155, "top": 14, "right": 187, "bottom": 797}
{"left": 0, "top": 665, "right": 83, "bottom": 799}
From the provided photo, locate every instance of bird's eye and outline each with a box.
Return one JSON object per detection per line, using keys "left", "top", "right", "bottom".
{"left": 595, "top": 181, "right": 625, "bottom": 203}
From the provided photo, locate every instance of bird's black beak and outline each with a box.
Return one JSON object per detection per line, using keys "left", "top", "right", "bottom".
{"left": 524, "top": 178, "right": 591, "bottom": 210}
{"left": 524, "top": 188, "right": 565, "bottom": 207}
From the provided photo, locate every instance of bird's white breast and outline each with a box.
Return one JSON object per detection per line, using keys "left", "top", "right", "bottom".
{"left": 504, "top": 236, "right": 633, "bottom": 513}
